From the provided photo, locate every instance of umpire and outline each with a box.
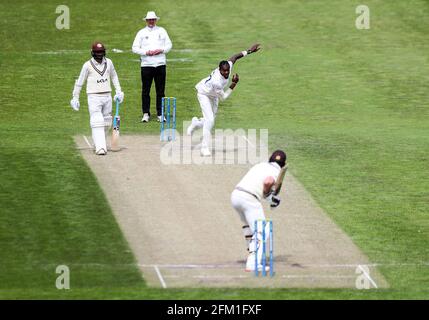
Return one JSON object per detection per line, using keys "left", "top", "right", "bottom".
{"left": 132, "top": 11, "right": 173, "bottom": 123}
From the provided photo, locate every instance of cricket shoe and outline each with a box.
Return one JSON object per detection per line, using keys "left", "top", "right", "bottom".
{"left": 141, "top": 113, "right": 150, "bottom": 122}
{"left": 245, "top": 264, "right": 270, "bottom": 273}
{"left": 244, "top": 252, "right": 270, "bottom": 273}
{"left": 200, "top": 146, "right": 212, "bottom": 157}
{"left": 186, "top": 117, "right": 199, "bottom": 135}
{"left": 96, "top": 148, "right": 107, "bottom": 155}
{"left": 157, "top": 115, "right": 166, "bottom": 122}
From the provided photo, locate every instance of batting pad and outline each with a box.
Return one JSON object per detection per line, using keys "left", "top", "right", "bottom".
{"left": 90, "top": 112, "right": 105, "bottom": 128}
{"left": 90, "top": 113, "right": 107, "bottom": 152}
{"left": 104, "top": 115, "right": 112, "bottom": 128}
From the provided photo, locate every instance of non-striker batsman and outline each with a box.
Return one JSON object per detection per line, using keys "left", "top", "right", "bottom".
{"left": 70, "top": 42, "right": 124, "bottom": 155}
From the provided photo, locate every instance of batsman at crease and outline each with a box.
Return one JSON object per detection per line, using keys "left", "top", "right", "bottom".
{"left": 231, "top": 150, "right": 287, "bottom": 272}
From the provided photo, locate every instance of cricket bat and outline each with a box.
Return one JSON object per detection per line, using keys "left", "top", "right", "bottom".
{"left": 111, "top": 99, "right": 121, "bottom": 152}
{"left": 272, "top": 163, "right": 288, "bottom": 195}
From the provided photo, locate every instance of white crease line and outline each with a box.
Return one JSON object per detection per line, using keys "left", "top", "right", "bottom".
{"left": 139, "top": 262, "right": 428, "bottom": 270}
{"left": 358, "top": 265, "right": 378, "bottom": 289}
{"left": 83, "top": 135, "right": 92, "bottom": 148}
{"left": 293, "top": 263, "right": 380, "bottom": 268}
{"left": 43, "top": 262, "right": 429, "bottom": 268}
{"left": 154, "top": 265, "right": 167, "bottom": 289}
{"left": 139, "top": 263, "right": 370, "bottom": 269}
{"left": 140, "top": 264, "right": 242, "bottom": 269}
{"left": 192, "top": 274, "right": 356, "bottom": 279}
{"left": 193, "top": 275, "right": 249, "bottom": 279}
{"left": 192, "top": 275, "right": 354, "bottom": 279}
{"left": 76, "top": 147, "right": 94, "bottom": 150}
{"left": 282, "top": 275, "right": 356, "bottom": 279}
{"left": 160, "top": 274, "right": 355, "bottom": 280}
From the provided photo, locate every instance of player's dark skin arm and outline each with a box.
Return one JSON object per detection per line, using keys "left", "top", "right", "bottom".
{"left": 229, "top": 74, "right": 239, "bottom": 90}
{"left": 229, "top": 43, "right": 261, "bottom": 64}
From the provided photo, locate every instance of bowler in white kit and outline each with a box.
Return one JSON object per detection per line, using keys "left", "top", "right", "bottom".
{"left": 70, "top": 42, "right": 124, "bottom": 155}
{"left": 186, "top": 44, "right": 261, "bottom": 156}
{"left": 231, "top": 150, "right": 287, "bottom": 272}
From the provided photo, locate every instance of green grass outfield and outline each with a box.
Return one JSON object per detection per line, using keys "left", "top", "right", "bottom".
{"left": 0, "top": 0, "right": 428, "bottom": 299}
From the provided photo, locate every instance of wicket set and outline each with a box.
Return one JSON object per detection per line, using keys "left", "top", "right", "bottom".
{"left": 254, "top": 219, "right": 274, "bottom": 277}
{"left": 160, "top": 97, "right": 177, "bottom": 141}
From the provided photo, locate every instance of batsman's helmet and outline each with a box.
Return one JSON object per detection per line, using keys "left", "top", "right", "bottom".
{"left": 91, "top": 42, "right": 106, "bottom": 59}
{"left": 269, "top": 150, "right": 287, "bottom": 168}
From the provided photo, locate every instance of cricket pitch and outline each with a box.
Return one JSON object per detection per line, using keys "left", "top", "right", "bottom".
{"left": 75, "top": 134, "right": 388, "bottom": 289}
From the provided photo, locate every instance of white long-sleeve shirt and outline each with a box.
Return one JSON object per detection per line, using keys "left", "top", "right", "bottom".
{"left": 132, "top": 25, "right": 172, "bottom": 67}
{"left": 72, "top": 57, "right": 121, "bottom": 98}
{"left": 195, "top": 61, "right": 233, "bottom": 100}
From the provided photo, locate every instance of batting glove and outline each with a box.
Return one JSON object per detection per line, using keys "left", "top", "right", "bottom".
{"left": 114, "top": 91, "right": 124, "bottom": 103}
{"left": 70, "top": 97, "right": 80, "bottom": 111}
{"left": 270, "top": 195, "right": 281, "bottom": 208}
{"left": 267, "top": 193, "right": 281, "bottom": 209}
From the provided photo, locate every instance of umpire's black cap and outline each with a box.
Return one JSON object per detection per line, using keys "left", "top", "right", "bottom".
{"left": 269, "top": 150, "right": 287, "bottom": 168}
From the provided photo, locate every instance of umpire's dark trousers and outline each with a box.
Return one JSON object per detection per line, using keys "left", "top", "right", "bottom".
{"left": 141, "top": 65, "right": 166, "bottom": 116}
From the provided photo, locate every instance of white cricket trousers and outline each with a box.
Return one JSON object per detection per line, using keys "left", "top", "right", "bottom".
{"left": 231, "top": 189, "right": 268, "bottom": 252}
{"left": 87, "top": 93, "right": 112, "bottom": 152}
{"left": 196, "top": 93, "right": 219, "bottom": 149}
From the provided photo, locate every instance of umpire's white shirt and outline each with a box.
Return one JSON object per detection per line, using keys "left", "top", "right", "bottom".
{"left": 132, "top": 25, "right": 172, "bottom": 67}
{"left": 236, "top": 162, "right": 281, "bottom": 201}
{"left": 196, "top": 61, "right": 233, "bottom": 98}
